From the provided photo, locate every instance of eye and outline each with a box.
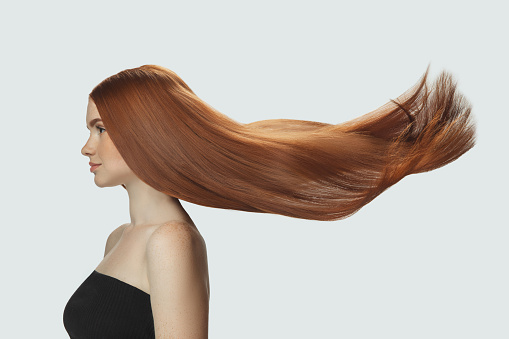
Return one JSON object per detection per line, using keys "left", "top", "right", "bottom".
{"left": 97, "top": 126, "right": 106, "bottom": 134}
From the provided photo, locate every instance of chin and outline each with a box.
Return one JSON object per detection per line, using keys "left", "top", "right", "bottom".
{"left": 93, "top": 177, "right": 112, "bottom": 188}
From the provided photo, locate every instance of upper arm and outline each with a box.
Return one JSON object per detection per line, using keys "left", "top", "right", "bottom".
{"left": 146, "top": 222, "right": 209, "bottom": 339}
{"left": 104, "top": 224, "right": 128, "bottom": 257}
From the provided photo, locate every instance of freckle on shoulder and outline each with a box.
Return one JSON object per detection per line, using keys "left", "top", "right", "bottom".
{"left": 149, "top": 221, "right": 199, "bottom": 245}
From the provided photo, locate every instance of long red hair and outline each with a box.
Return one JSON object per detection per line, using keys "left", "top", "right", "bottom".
{"left": 89, "top": 64, "right": 476, "bottom": 221}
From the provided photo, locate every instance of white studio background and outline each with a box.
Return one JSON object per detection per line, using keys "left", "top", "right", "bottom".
{"left": 1, "top": 0, "right": 506, "bottom": 338}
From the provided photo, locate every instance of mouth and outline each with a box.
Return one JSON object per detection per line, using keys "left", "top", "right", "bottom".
{"left": 90, "top": 164, "right": 101, "bottom": 172}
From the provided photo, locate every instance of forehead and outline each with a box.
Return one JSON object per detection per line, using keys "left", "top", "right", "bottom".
{"left": 86, "top": 98, "right": 101, "bottom": 127}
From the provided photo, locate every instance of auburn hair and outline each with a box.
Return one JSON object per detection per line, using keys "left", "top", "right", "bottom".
{"left": 89, "top": 64, "right": 476, "bottom": 221}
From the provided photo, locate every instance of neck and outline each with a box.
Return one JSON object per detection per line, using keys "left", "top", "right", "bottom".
{"left": 124, "top": 179, "right": 193, "bottom": 229}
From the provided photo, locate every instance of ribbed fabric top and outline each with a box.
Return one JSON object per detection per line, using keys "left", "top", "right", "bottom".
{"left": 63, "top": 270, "right": 155, "bottom": 339}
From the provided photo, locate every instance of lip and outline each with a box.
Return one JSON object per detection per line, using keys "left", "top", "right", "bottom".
{"left": 89, "top": 162, "right": 101, "bottom": 166}
{"left": 90, "top": 164, "right": 101, "bottom": 172}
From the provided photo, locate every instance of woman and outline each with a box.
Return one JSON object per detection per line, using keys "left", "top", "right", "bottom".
{"left": 63, "top": 64, "right": 476, "bottom": 338}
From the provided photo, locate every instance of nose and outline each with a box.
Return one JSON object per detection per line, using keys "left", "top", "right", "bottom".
{"left": 81, "top": 137, "right": 95, "bottom": 157}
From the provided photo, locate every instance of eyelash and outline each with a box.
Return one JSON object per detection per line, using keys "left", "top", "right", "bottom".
{"left": 97, "top": 126, "right": 105, "bottom": 134}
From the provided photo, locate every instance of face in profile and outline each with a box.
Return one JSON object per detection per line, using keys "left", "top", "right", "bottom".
{"left": 81, "top": 98, "right": 136, "bottom": 188}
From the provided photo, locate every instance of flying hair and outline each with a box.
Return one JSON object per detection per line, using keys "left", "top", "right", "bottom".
{"left": 89, "top": 64, "right": 477, "bottom": 221}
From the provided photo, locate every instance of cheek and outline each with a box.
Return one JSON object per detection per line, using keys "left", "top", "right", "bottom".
{"left": 98, "top": 137, "right": 126, "bottom": 165}
{"left": 97, "top": 135, "right": 120, "bottom": 163}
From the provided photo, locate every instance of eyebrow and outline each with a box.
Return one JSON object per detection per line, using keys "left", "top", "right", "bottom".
{"left": 86, "top": 118, "right": 103, "bottom": 129}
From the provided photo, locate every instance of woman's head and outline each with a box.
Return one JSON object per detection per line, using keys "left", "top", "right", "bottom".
{"left": 85, "top": 64, "right": 246, "bottom": 198}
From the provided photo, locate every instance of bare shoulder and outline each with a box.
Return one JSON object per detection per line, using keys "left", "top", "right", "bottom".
{"left": 145, "top": 221, "right": 208, "bottom": 275}
{"left": 146, "top": 221, "right": 209, "bottom": 338}
{"left": 104, "top": 223, "right": 129, "bottom": 257}
{"left": 147, "top": 221, "right": 206, "bottom": 252}
{"left": 145, "top": 220, "right": 209, "bottom": 284}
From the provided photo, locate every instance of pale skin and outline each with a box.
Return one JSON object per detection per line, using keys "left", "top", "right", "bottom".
{"left": 81, "top": 97, "right": 210, "bottom": 339}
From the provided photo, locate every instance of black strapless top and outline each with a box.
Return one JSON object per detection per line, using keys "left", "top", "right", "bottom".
{"left": 63, "top": 270, "right": 155, "bottom": 339}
